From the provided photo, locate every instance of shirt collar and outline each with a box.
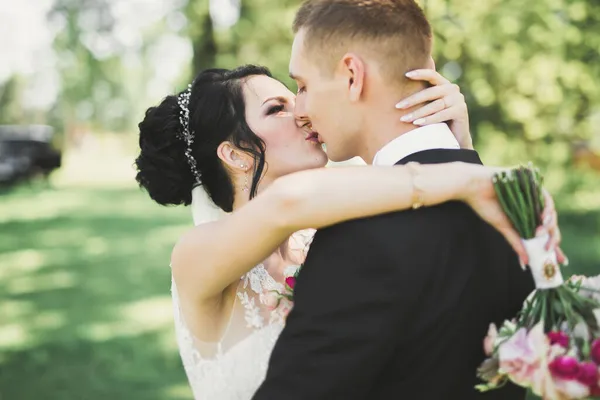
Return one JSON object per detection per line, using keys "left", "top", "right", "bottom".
{"left": 372, "top": 123, "right": 460, "bottom": 166}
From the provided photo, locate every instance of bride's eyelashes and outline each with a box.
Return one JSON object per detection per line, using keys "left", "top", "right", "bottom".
{"left": 267, "top": 104, "right": 285, "bottom": 115}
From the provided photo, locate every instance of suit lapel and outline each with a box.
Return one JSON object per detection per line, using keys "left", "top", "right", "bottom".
{"left": 394, "top": 148, "right": 483, "bottom": 166}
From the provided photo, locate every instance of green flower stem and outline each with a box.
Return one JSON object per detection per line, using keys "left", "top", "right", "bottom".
{"left": 519, "top": 167, "right": 538, "bottom": 237}
{"left": 498, "top": 178, "right": 526, "bottom": 236}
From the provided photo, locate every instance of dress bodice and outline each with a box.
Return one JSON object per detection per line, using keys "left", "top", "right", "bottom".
{"left": 171, "top": 230, "right": 313, "bottom": 399}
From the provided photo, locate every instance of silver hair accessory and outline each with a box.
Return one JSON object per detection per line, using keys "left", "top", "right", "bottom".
{"left": 177, "top": 84, "right": 202, "bottom": 184}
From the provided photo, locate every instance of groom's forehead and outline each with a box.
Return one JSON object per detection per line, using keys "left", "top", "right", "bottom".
{"left": 289, "top": 30, "right": 309, "bottom": 76}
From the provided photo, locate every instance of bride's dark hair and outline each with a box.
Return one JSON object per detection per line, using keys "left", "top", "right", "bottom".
{"left": 135, "top": 65, "right": 272, "bottom": 211}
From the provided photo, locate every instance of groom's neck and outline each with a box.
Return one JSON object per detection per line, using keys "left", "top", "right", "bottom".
{"left": 358, "top": 107, "right": 420, "bottom": 164}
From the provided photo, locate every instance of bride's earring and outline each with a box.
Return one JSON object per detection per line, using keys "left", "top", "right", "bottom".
{"left": 240, "top": 164, "right": 249, "bottom": 192}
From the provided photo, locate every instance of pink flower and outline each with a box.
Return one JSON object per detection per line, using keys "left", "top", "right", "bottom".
{"left": 549, "top": 356, "right": 579, "bottom": 381}
{"left": 285, "top": 276, "right": 297, "bottom": 290}
{"left": 547, "top": 358, "right": 594, "bottom": 397}
{"left": 483, "top": 323, "right": 498, "bottom": 356}
{"left": 279, "top": 298, "right": 293, "bottom": 319}
{"left": 260, "top": 292, "right": 281, "bottom": 310}
{"left": 498, "top": 324, "right": 547, "bottom": 386}
{"left": 547, "top": 331, "right": 569, "bottom": 348}
{"left": 576, "top": 362, "right": 599, "bottom": 387}
{"left": 591, "top": 339, "right": 600, "bottom": 365}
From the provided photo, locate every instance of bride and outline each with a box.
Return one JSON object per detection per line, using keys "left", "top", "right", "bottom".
{"left": 134, "top": 65, "right": 563, "bottom": 399}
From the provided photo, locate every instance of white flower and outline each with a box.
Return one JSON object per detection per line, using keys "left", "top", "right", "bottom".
{"left": 283, "top": 265, "right": 300, "bottom": 278}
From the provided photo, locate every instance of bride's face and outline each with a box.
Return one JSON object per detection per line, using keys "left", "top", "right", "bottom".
{"left": 243, "top": 75, "right": 328, "bottom": 180}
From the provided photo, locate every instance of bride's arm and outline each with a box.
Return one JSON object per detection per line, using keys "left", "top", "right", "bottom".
{"left": 171, "top": 162, "right": 559, "bottom": 300}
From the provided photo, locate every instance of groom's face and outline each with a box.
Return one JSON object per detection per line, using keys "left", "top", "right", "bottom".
{"left": 289, "top": 29, "right": 361, "bottom": 162}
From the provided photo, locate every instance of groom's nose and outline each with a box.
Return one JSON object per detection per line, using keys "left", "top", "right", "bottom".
{"left": 295, "top": 114, "right": 310, "bottom": 128}
{"left": 293, "top": 94, "right": 308, "bottom": 120}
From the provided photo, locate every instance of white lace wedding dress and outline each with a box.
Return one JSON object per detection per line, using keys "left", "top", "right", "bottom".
{"left": 171, "top": 230, "right": 313, "bottom": 400}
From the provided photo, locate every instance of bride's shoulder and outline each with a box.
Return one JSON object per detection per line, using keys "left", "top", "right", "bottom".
{"left": 171, "top": 221, "right": 220, "bottom": 270}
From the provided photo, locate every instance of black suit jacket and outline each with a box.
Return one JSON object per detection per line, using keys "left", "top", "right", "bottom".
{"left": 253, "top": 149, "right": 534, "bottom": 399}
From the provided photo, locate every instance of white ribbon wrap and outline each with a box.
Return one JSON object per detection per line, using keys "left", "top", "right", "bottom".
{"left": 522, "top": 234, "right": 564, "bottom": 289}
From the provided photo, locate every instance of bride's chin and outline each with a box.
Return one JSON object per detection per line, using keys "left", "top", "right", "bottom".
{"left": 313, "top": 150, "right": 329, "bottom": 167}
{"left": 299, "top": 156, "right": 328, "bottom": 172}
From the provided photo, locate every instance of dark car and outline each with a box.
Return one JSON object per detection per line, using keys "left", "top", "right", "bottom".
{"left": 0, "top": 125, "right": 62, "bottom": 188}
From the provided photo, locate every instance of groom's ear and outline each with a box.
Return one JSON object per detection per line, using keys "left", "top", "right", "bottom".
{"left": 427, "top": 56, "right": 436, "bottom": 70}
{"left": 340, "top": 53, "right": 365, "bottom": 103}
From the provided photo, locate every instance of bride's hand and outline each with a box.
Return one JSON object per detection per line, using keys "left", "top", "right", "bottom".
{"left": 459, "top": 164, "right": 566, "bottom": 267}
{"left": 396, "top": 69, "right": 472, "bottom": 150}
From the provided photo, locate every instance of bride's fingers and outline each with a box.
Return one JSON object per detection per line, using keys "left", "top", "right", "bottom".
{"left": 400, "top": 98, "right": 445, "bottom": 123}
{"left": 411, "top": 106, "right": 462, "bottom": 126}
{"left": 501, "top": 226, "right": 528, "bottom": 267}
{"left": 556, "top": 247, "right": 568, "bottom": 266}
{"left": 404, "top": 68, "right": 450, "bottom": 86}
{"left": 541, "top": 189, "right": 555, "bottom": 222}
{"left": 402, "top": 93, "right": 465, "bottom": 124}
{"left": 538, "top": 190, "right": 562, "bottom": 251}
{"left": 396, "top": 84, "right": 457, "bottom": 109}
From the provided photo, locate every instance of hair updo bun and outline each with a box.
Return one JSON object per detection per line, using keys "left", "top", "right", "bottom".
{"left": 135, "top": 95, "right": 195, "bottom": 206}
{"left": 135, "top": 65, "right": 273, "bottom": 211}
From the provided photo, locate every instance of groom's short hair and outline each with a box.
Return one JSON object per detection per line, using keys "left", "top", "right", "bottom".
{"left": 293, "top": 0, "right": 432, "bottom": 83}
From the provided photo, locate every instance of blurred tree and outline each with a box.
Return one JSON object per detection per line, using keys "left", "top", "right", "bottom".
{"left": 186, "top": 0, "right": 217, "bottom": 74}
{"left": 0, "top": 76, "right": 25, "bottom": 124}
{"left": 425, "top": 0, "right": 600, "bottom": 170}
{"left": 185, "top": 0, "right": 300, "bottom": 86}
{"left": 48, "top": 0, "right": 128, "bottom": 143}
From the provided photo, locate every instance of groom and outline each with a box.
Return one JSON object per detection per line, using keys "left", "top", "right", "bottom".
{"left": 253, "top": 1, "right": 534, "bottom": 399}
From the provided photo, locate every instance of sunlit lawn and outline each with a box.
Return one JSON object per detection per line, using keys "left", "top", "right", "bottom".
{"left": 0, "top": 147, "right": 598, "bottom": 399}
{"left": 0, "top": 182, "right": 193, "bottom": 400}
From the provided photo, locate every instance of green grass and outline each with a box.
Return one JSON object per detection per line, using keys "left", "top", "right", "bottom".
{"left": 0, "top": 180, "right": 598, "bottom": 399}
{"left": 0, "top": 184, "right": 193, "bottom": 400}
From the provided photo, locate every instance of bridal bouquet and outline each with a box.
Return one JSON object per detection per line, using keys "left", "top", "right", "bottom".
{"left": 476, "top": 165, "right": 600, "bottom": 399}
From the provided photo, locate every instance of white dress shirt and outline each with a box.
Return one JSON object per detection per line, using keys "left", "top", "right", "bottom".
{"left": 372, "top": 123, "right": 460, "bottom": 166}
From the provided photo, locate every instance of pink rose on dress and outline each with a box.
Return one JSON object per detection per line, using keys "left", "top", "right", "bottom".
{"left": 285, "top": 276, "right": 297, "bottom": 290}
{"left": 260, "top": 291, "right": 281, "bottom": 310}
{"left": 279, "top": 298, "right": 293, "bottom": 319}
{"left": 591, "top": 339, "right": 600, "bottom": 365}
{"left": 547, "top": 331, "right": 569, "bottom": 348}
{"left": 498, "top": 324, "right": 547, "bottom": 386}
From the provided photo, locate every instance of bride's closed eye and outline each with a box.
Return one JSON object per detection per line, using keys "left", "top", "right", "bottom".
{"left": 267, "top": 104, "right": 285, "bottom": 115}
